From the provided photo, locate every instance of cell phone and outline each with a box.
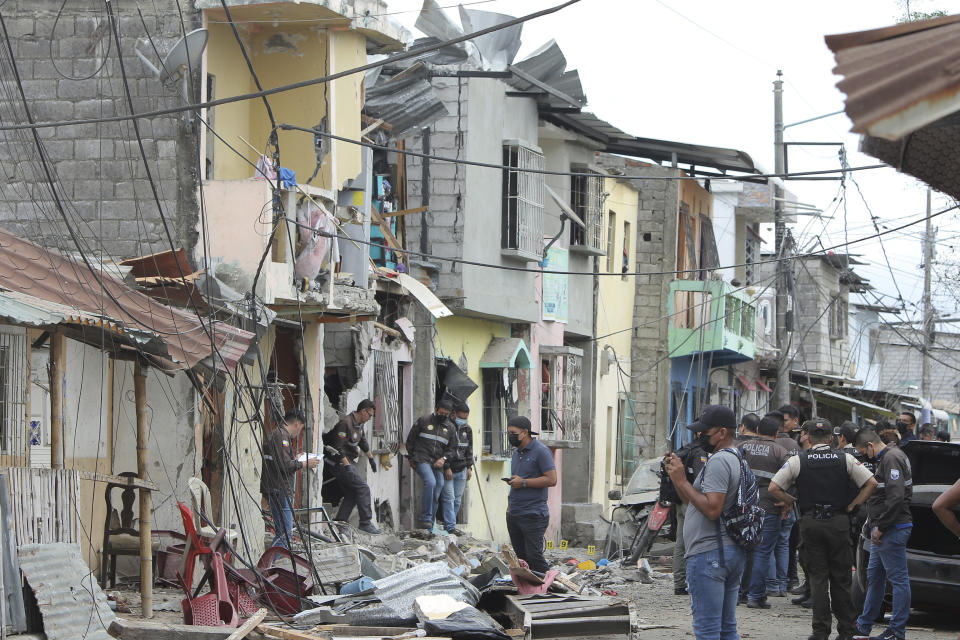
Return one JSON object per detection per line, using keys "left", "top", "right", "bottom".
{"left": 501, "top": 477, "right": 511, "bottom": 483}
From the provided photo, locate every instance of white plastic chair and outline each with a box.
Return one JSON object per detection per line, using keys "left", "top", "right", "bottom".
{"left": 187, "top": 477, "right": 239, "bottom": 545}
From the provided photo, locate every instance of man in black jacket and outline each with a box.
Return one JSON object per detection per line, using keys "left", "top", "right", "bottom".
{"left": 325, "top": 399, "right": 380, "bottom": 534}
{"left": 853, "top": 430, "right": 913, "bottom": 640}
{"left": 406, "top": 399, "right": 457, "bottom": 532}
{"left": 260, "top": 409, "right": 319, "bottom": 549}
{"left": 665, "top": 438, "right": 708, "bottom": 596}
{"left": 440, "top": 402, "right": 473, "bottom": 536}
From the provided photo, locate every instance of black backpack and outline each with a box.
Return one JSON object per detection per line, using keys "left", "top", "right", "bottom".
{"left": 712, "top": 447, "right": 765, "bottom": 551}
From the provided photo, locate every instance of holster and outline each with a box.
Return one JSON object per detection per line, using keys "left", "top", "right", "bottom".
{"left": 812, "top": 504, "right": 835, "bottom": 520}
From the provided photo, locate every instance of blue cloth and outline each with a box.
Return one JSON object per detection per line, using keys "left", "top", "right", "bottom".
{"left": 508, "top": 439, "right": 555, "bottom": 516}
{"left": 857, "top": 525, "right": 912, "bottom": 638}
{"left": 686, "top": 545, "right": 746, "bottom": 640}
{"left": 266, "top": 491, "right": 294, "bottom": 550}
{"left": 415, "top": 462, "right": 444, "bottom": 526}
{"left": 749, "top": 513, "right": 785, "bottom": 601}
{"left": 277, "top": 166, "right": 297, "bottom": 189}
{"left": 440, "top": 468, "right": 467, "bottom": 531}
{"left": 767, "top": 510, "right": 795, "bottom": 591}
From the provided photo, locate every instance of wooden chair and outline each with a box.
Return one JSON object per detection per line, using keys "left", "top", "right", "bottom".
{"left": 99, "top": 472, "right": 160, "bottom": 588}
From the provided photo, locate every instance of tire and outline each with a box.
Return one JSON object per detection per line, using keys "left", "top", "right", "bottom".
{"left": 851, "top": 539, "right": 867, "bottom": 611}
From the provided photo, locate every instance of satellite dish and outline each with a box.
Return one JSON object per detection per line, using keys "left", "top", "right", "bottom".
{"left": 135, "top": 29, "right": 208, "bottom": 86}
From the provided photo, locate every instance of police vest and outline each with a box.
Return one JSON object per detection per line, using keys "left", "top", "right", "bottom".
{"left": 796, "top": 449, "right": 850, "bottom": 512}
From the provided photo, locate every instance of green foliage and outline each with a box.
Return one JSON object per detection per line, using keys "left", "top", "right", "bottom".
{"left": 897, "top": 9, "right": 948, "bottom": 23}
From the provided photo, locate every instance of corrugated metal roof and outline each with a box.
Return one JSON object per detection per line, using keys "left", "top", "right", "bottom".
{"left": 0, "top": 229, "right": 254, "bottom": 373}
{"left": 826, "top": 14, "right": 960, "bottom": 140}
{"left": 364, "top": 65, "right": 450, "bottom": 138}
{"left": 18, "top": 543, "right": 115, "bottom": 640}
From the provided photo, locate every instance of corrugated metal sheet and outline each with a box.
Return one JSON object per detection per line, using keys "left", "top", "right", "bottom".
{"left": 0, "top": 229, "right": 254, "bottom": 373}
{"left": 364, "top": 65, "right": 450, "bottom": 138}
{"left": 18, "top": 542, "right": 115, "bottom": 640}
{"left": 826, "top": 14, "right": 960, "bottom": 140}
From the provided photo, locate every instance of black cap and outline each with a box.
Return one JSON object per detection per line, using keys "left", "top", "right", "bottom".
{"left": 687, "top": 405, "right": 736, "bottom": 433}
{"left": 801, "top": 417, "right": 833, "bottom": 434}
{"left": 508, "top": 415, "right": 538, "bottom": 435}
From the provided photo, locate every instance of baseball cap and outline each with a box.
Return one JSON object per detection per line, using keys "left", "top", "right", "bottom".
{"left": 801, "top": 417, "right": 833, "bottom": 434}
{"left": 687, "top": 405, "right": 737, "bottom": 433}
{"left": 508, "top": 415, "right": 538, "bottom": 436}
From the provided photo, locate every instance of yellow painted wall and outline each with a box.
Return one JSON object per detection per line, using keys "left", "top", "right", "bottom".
{"left": 592, "top": 177, "right": 639, "bottom": 512}
{"left": 434, "top": 316, "right": 515, "bottom": 543}
{"left": 205, "top": 20, "right": 367, "bottom": 188}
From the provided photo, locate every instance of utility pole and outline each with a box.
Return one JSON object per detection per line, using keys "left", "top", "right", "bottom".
{"left": 921, "top": 188, "right": 934, "bottom": 401}
{"left": 773, "top": 71, "right": 792, "bottom": 409}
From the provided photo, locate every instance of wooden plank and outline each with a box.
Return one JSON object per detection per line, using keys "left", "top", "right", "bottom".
{"left": 360, "top": 118, "right": 384, "bottom": 137}
{"left": 119, "top": 248, "right": 192, "bottom": 279}
{"left": 380, "top": 206, "right": 427, "bottom": 219}
{"left": 134, "top": 361, "right": 152, "bottom": 619}
{"left": 226, "top": 609, "right": 268, "bottom": 640}
{"left": 369, "top": 210, "right": 406, "bottom": 260}
{"left": 49, "top": 329, "right": 65, "bottom": 469}
{"left": 315, "top": 315, "right": 375, "bottom": 325}
{"left": 360, "top": 113, "right": 393, "bottom": 133}
{"left": 372, "top": 322, "right": 401, "bottom": 339}
{"left": 108, "top": 618, "right": 243, "bottom": 639}
{"left": 256, "top": 626, "right": 330, "bottom": 640}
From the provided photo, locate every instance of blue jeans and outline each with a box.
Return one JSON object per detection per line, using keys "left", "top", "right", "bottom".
{"left": 767, "top": 511, "right": 795, "bottom": 591}
{"left": 687, "top": 545, "right": 745, "bottom": 640}
{"left": 266, "top": 491, "right": 294, "bottom": 549}
{"left": 440, "top": 469, "right": 467, "bottom": 531}
{"left": 749, "top": 513, "right": 785, "bottom": 601}
{"left": 857, "top": 526, "right": 912, "bottom": 638}
{"left": 415, "top": 462, "right": 444, "bottom": 526}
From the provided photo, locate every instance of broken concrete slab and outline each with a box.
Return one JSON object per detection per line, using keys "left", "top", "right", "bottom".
{"left": 108, "top": 618, "right": 252, "bottom": 640}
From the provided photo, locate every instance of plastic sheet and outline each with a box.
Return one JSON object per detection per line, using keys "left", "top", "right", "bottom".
{"left": 422, "top": 605, "right": 510, "bottom": 640}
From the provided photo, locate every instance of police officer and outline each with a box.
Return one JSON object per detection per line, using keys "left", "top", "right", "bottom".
{"left": 439, "top": 402, "right": 473, "bottom": 537}
{"left": 853, "top": 429, "right": 913, "bottom": 640}
{"left": 769, "top": 418, "right": 877, "bottom": 640}
{"left": 740, "top": 415, "right": 793, "bottom": 608}
{"left": 325, "top": 399, "right": 380, "bottom": 534}
{"left": 406, "top": 399, "right": 458, "bottom": 533}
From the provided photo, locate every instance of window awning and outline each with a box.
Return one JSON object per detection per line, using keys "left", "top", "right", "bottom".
{"left": 807, "top": 386, "right": 895, "bottom": 418}
{"left": 480, "top": 337, "right": 532, "bottom": 369}
{"left": 736, "top": 373, "right": 756, "bottom": 391}
{"left": 755, "top": 378, "right": 772, "bottom": 393}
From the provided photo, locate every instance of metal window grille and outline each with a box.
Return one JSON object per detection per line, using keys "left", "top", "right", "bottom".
{"left": 829, "top": 295, "right": 848, "bottom": 339}
{"left": 501, "top": 144, "right": 544, "bottom": 258}
{"left": 540, "top": 353, "right": 582, "bottom": 442}
{"left": 372, "top": 349, "right": 400, "bottom": 445}
{"left": 0, "top": 327, "right": 27, "bottom": 456}
{"left": 605, "top": 211, "right": 616, "bottom": 271}
{"left": 570, "top": 173, "right": 604, "bottom": 252}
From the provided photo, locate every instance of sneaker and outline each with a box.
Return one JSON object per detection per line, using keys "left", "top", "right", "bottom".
{"left": 791, "top": 594, "right": 810, "bottom": 605}
{"left": 446, "top": 527, "right": 466, "bottom": 536}
{"left": 674, "top": 587, "right": 688, "bottom": 596}
{"left": 768, "top": 590, "right": 787, "bottom": 597}
{"left": 787, "top": 578, "right": 800, "bottom": 591}
{"left": 358, "top": 523, "right": 381, "bottom": 534}
{"left": 789, "top": 581, "right": 808, "bottom": 595}
{"left": 746, "top": 599, "right": 771, "bottom": 609}
{"left": 868, "top": 630, "right": 904, "bottom": 640}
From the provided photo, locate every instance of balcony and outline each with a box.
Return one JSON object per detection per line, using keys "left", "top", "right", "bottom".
{"left": 667, "top": 279, "right": 756, "bottom": 365}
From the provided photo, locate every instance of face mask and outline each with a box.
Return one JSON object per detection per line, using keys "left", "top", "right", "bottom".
{"left": 455, "top": 417, "right": 467, "bottom": 427}
{"left": 508, "top": 432, "right": 522, "bottom": 448}
{"left": 698, "top": 430, "right": 717, "bottom": 454}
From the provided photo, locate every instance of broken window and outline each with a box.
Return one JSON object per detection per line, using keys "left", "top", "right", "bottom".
{"left": 569, "top": 171, "right": 604, "bottom": 253}
{"left": 372, "top": 349, "right": 401, "bottom": 446}
{"left": 829, "top": 293, "right": 849, "bottom": 339}
{"left": 539, "top": 347, "right": 583, "bottom": 443}
{"left": 0, "top": 327, "right": 27, "bottom": 455}
{"left": 501, "top": 143, "right": 544, "bottom": 260}
{"left": 481, "top": 368, "right": 516, "bottom": 456}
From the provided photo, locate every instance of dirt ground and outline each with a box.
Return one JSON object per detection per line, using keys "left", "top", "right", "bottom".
{"left": 546, "top": 546, "right": 960, "bottom": 640}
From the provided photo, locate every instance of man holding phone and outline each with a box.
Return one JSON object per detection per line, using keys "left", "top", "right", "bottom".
{"left": 505, "top": 415, "right": 557, "bottom": 573}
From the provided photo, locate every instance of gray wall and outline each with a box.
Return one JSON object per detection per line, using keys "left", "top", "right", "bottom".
{"left": 0, "top": 1, "right": 201, "bottom": 261}
{"left": 792, "top": 258, "right": 851, "bottom": 376}
{"left": 875, "top": 325, "right": 960, "bottom": 404}
{"left": 404, "top": 77, "right": 541, "bottom": 323}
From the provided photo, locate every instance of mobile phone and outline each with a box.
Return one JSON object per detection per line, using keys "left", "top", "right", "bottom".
{"left": 501, "top": 477, "right": 511, "bottom": 483}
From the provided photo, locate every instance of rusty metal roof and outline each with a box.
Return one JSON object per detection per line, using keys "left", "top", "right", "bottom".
{"left": 18, "top": 543, "right": 115, "bottom": 640}
{"left": 826, "top": 14, "right": 960, "bottom": 140}
{"left": 0, "top": 228, "right": 254, "bottom": 373}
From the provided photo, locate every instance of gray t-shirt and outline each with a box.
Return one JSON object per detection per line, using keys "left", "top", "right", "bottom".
{"left": 683, "top": 448, "right": 741, "bottom": 558}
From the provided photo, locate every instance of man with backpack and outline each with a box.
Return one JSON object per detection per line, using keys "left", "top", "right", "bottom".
{"left": 660, "top": 437, "right": 708, "bottom": 595}
{"left": 768, "top": 418, "right": 877, "bottom": 640}
{"left": 665, "top": 405, "right": 762, "bottom": 640}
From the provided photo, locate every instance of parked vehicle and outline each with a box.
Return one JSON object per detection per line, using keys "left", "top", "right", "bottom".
{"left": 605, "top": 458, "right": 674, "bottom": 567}
{"left": 852, "top": 440, "right": 960, "bottom": 610}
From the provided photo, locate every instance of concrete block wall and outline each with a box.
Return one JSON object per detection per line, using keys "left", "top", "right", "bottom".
{"left": 403, "top": 76, "right": 468, "bottom": 300}
{"left": 792, "top": 258, "right": 851, "bottom": 376}
{"left": 0, "top": 1, "right": 201, "bottom": 261}
{"left": 876, "top": 326, "right": 960, "bottom": 404}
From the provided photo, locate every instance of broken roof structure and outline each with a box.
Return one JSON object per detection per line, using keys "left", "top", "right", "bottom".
{"left": 0, "top": 229, "right": 254, "bottom": 373}
{"left": 826, "top": 14, "right": 960, "bottom": 198}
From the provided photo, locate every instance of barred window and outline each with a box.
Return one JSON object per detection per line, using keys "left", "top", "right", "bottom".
{"left": 372, "top": 349, "right": 400, "bottom": 446}
{"left": 502, "top": 143, "right": 544, "bottom": 261}
{"left": 569, "top": 172, "right": 604, "bottom": 254}
{"left": 0, "top": 327, "right": 27, "bottom": 455}
{"left": 539, "top": 347, "right": 583, "bottom": 443}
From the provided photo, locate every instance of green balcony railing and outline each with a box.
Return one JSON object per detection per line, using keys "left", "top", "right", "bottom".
{"left": 667, "top": 279, "right": 757, "bottom": 363}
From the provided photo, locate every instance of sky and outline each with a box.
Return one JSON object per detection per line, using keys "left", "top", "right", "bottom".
{"left": 381, "top": 0, "right": 960, "bottom": 322}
